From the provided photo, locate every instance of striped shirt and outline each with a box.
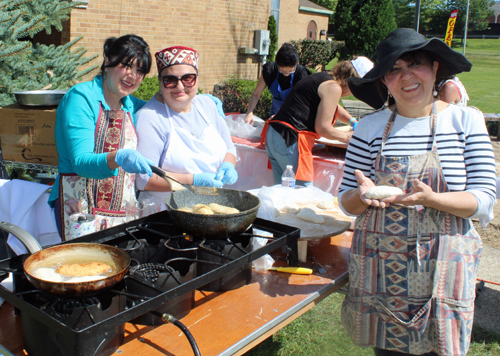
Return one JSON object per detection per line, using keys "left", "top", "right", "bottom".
{"left": 338, "top": 105, "right": 497, "bottom": 221}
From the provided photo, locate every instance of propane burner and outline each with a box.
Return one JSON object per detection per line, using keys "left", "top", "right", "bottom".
{"left": 130, "top": 263, "right": 174, "bottom": 284}
{"left": 49, "top": 296, "right": 101, "bottom": 317}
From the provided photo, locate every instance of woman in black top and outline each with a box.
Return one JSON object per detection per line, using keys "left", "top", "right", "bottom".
{"left": 260, "top": 57, "right": 373, "bottom": 186}
{"left": 244, "top": 43, "right": 311, "bottom": 125}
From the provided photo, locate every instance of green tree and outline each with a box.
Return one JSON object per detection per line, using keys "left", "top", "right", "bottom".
{"left": 290, "top": 39, "right": 343, "bottom": 71}
{"left": 0, "top": 0, "right": 98, "bottom": 107}
{"left": 333, "top": 0, "right": 397, "bottom": 60}
{"left": 267, "top": 15, "right": 278, "bottom": 62}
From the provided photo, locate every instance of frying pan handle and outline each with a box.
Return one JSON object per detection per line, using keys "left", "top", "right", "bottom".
{"left": 150, "top": 165, "right": 166, "bottom": 178}
{"left": 149, "top": 165, "right": 186, "bottom": 192}
{"left": 0, "top": 221, "right": 42, "bottom": 254}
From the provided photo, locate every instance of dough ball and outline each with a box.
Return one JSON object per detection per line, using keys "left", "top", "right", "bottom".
{"left": 208, "top": 203, "right": 240, "bottom": 214}
{"left": 297, "top": 208, "right": 325, "bottom": 224}
{"left": 283, "top": 203, "right": 301, "bottom": 214}
{"left": 365, "top": 185, "right": 404, "bottom": 199}
{"left": 193, "top": 204, "right": 210, "bottom": 212}
{"left": 274, "top": 207, "right": 281, "bottom": 217}
{"left": 316, "top": 199, "right": 335, "bottom": 210}
{"left": 196, "top": 207, "right": 214, "bottom": 215}
{"left": 178, "top": 206, "right": 194, "bottom": 213}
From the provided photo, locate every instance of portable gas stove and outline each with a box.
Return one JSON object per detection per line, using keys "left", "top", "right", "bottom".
{"left": 0, "top": 210, "right": 300, "bottom": 356}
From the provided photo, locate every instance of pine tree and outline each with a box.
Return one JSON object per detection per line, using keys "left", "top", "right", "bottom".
{"left": 333, "top": 0, "right": 397, "bottom": 60}
{"left": 0, "top": 0, "right": 98, "bottom": 107}
{"left": 267, "top": 15, "right": 278, "bottom": 62}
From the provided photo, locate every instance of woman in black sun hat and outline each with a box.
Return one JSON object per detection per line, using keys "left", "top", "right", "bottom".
{"left": 338, "top": 28, "right": 497, "bottom": 356}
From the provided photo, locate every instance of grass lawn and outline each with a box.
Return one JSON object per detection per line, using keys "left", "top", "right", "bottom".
{"left": 244, "top": 38, "right": 500, "bottom": 356}
{"left": 325, "top": 38, "right": 500, "bottom": 114}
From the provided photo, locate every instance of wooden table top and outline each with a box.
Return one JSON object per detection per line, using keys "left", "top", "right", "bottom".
{"left": 0, "top": 232, "right": 352, "bottom": 356}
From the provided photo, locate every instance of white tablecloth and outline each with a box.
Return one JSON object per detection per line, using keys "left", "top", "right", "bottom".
{"left": 230, "top": 137, "right": 345, "bottom": 195}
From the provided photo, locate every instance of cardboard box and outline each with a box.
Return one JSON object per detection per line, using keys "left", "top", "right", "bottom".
{"left": 0, "top": 103, "right": 58, "bottom": 166}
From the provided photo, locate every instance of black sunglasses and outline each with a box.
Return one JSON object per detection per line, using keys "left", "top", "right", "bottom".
{"left": 162, "top": 74, "right": 197, "bottom": 89}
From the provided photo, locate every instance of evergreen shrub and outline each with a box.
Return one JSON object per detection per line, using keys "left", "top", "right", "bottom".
{"left": 133, "top": 76, "right": 159, "bottom": 102}
{"left": 213, "top": 77, "right": 272, "bottom": 120}
{"left": 290, "top": 39, "right": 343, "bottom": 71}
{"left": 268, "top": 15, "right": 278, "bottom": 62}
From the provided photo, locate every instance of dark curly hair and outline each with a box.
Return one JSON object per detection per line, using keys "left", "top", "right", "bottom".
{"left": 100, "top": 34, "right": 152, "bottom": 76}
{"left": 275, "top": 43, "right": 299, "bottom": 67}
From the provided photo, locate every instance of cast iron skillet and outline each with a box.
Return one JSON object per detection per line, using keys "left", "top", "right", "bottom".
{"left": 0, "top": 221, "right": 130, "bottom": 296}
{"left": 165, "top": 188, "right": 261, "bottom": 239}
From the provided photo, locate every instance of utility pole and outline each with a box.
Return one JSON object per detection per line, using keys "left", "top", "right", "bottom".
{"left": 414, "top": 0, "right": 421, "bottom": 32}
{"left": 463, "top": 0, "right": 470, "bottom": 55}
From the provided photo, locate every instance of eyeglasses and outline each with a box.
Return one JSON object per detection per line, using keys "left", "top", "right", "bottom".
{"left": 278, "top": 67, "right": 296, "bottom": 75}
{"left": 162, "top": 74, "right": 197, "bottom": 89}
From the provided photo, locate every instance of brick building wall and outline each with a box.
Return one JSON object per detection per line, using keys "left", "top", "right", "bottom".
{"left": 276, "top": 0, "right": 329, "bottom": 46}
{"left": 65, "top": 0, "right": 271, "bottom": 93}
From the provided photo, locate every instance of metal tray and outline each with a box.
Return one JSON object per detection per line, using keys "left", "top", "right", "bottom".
{"left": 13, "top": 90, "right": 67, "bottom": 106}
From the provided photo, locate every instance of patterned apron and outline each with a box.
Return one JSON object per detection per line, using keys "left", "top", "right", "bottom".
{"left": 341, "top": 103, "right": 482, "bottom": 356}
{"left": 57, "top": 105, "right": 137, "bottom": 240}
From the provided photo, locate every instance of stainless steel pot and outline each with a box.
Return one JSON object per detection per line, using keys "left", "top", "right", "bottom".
{"left": 13, "top": 90, "right": 67, "bottom": 106}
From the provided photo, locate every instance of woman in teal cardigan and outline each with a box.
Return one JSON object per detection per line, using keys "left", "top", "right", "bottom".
{"left": 49, "top": 34, "right": 153, "bottom": 240}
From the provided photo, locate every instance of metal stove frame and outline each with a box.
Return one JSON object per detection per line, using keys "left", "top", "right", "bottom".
{"left": 0, "top": 212, "right": 300, "bottom": 354}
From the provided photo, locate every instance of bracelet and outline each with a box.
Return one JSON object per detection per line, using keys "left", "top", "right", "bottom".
{"left": 349, "top": 118, "right": 357, "bottom": 126}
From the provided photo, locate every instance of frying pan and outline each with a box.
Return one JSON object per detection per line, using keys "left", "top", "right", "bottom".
{"left": 165, "top": 187, "right": 261, "bottom": 239}
{"left": 0, "top": 221, "right": 130, "bottom": 296}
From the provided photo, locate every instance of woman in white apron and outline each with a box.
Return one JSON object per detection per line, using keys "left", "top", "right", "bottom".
{"left": 48, "top": 35, "right": 155, "bottom": 240}
{"left": 135, "top": 46, "right": 238, "bottom": 210}
{"left": 338, "top": 28, "right": 497, "bottom": 355}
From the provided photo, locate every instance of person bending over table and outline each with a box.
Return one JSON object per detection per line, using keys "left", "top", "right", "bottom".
{"left": 338, "top": 28, "right": 497, "bottom": 356}
{"left": 135, "top": 46, "right": 238, "bottom": 210}
{"left": 244, "top": 43, "right": 311, "bottom": 125}
{"left": 260, "top": 56, "right": 373, "bottom": 186}
{"left": 48, "top": 34, "right": 154, "bottom": 240}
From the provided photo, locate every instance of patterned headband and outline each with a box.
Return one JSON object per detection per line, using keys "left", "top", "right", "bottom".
{"left": 155, "top": 46, "right": 199, "bottom": 73}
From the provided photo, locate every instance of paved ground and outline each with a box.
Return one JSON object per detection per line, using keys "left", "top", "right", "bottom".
{"left": 473, "top": 136, "right": 500, "bottom": 335}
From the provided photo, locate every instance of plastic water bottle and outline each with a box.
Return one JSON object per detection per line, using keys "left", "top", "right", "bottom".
{"left": 281, "top": 165, "right": 296, "bottom": 188}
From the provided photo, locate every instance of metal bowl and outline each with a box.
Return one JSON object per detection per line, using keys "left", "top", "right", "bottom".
{"left": 13, "top": 90, "right": 68, "bottom": 106}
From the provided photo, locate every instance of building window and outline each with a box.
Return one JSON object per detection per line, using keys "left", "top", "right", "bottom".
{"left": 307, "top": 21, "right": 317, "bottom": 40}
{"left": 271, "top": 0, "right": 280, "bottom": 35}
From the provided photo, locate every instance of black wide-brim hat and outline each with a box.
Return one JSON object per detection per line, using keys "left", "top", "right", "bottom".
{"left": 348, "top": 28, "right": 472, "bottom": 109}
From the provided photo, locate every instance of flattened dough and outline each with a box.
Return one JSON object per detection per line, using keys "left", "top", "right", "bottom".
{"left": 316, "top": 199, "right": 335, "bottom": 210}
{"left": 178, "top": 206, "right": 194, "bottom": 212}
{"left": 297, "top": 208, "right": 324, "bottom": 224}
{"left": 193, "top": 204, "right": 210, "bottom": 212}
{"left": 283, "top": 203, "right": 301, "bottom": 214}
{"left": 208, "top": 203, "right": 240, "bottom": 214}
{"left": 366, "top": 185, "right": 404, "bottom": 199}
{"left": 196, "top": 207, "right": 214, "bottom": 215}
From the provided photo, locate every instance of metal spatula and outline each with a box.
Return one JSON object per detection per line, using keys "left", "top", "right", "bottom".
{"left": 150, "top": 165, "right": 219, "bottom": 196}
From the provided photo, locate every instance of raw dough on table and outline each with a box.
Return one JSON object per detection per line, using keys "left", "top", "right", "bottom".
{"left": 282, "top": 204, "right": 301, "bottom": 214}
{"left": 316, "top": 199, "right": 335, "bottom": 210}
{"left": 365, "top": 185, "right": 404, "bottom": 199}
{"left": 297, "top": 208, "right": 324, "bottom": 224}
{"left": 274, "top": 208, "right": 281, "bottom": 217}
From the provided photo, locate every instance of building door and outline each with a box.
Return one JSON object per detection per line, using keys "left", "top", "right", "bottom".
{"left": 307, "top": 21, "right": 317, "bottom": 40}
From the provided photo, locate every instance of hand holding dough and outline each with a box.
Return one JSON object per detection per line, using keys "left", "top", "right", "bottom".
{"left": 297, "top": 208, "right": 324, "bottom": 224}
{"left": 365, "top": 185, "right": 404, "bottom": 199}
{"left": 283, "top": 204, "right": 301, "bottom": 214}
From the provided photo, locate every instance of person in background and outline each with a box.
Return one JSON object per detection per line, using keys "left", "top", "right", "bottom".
{"left": 260, "top": 56, "right": 373, "bottom": 186}
{"left": 48, "top": 34, "right": 154, "bottom": 240}
{"left": 339, "top": 28, "right": 496, "bottom": 356}
{"left": 135, "top": 46, "right": 237, "bottom": 210}
{"left": 436, "top": 74, "right": 469, "bottom": 106}
{"left": 244, "top": 43, "right": 311, "bottom": 125}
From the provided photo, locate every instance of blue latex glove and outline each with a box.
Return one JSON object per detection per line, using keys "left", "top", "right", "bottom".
{"left": 214, "top": 162, "right": 238, "bottom": 185}
{"left": 115, "top": 149, "right": 154, "bottom": 176}
{"left": 193, "top": 172, "right": 224, "bottom": 188}
{"left": 200, "top": 94, "right": 225, "bottom": 118}
{"left": 352, "top": 120, "right": 358, "bottom": 131}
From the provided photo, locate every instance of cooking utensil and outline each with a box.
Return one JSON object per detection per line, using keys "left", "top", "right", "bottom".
{"left": 311, "top": 256, "right": 326, "bottom": 274}
{"left": 13, "top": 90, "right": 67, "bottom": 106}
{"left": 150, "top": 165, "right": 218, "bottom": 196}
{"left": 165, "top": 188, "right": 260, "bottom": 239}
{"left": 268, "top": 267, "right": 312, "bottom": 275}
{"left": 0, "top": 221, "right": 130, "bottom": 296}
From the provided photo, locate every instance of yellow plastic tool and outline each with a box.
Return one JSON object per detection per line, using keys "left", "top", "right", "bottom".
{"left": 268, "top": 267, "right": 313, "bottom": 275}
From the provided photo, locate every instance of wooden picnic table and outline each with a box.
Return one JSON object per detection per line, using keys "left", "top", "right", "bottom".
{"left": 0, "top": 231, "right": 353, "bottom": 356}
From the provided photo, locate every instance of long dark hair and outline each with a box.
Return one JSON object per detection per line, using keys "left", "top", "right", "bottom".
{"left": 100, "top": 34, "right": 152, "bottom": 75}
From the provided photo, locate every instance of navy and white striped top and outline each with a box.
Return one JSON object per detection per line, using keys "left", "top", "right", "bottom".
{"left": 338, "top": 104, "right": 497, "bottom": 221}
